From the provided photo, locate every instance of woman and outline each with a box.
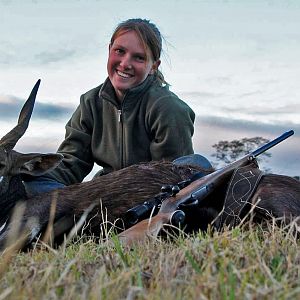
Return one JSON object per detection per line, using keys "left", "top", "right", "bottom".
{"left": 25, "top": 18, "right": 211, "bottom": 196}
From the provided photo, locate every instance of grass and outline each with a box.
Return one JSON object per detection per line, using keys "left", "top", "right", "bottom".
{"left": 0, "top": 221, "right": 300, "bottom": 300}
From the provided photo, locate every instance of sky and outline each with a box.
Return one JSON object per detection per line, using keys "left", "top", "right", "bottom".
{"left": 0, "top": 0, "right": 299, "bottom": 179}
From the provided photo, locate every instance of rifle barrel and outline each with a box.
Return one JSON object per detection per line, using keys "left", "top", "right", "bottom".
{"left": 251, "top": 130, "right": 294, "bottom": 158}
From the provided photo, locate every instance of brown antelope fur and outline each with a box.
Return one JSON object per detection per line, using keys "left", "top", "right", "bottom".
{"left": 250, "top": 174, "right": 300, "bottom": 222}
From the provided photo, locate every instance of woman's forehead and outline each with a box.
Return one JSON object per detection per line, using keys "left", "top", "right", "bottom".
{"left": 112, "top": 30, "right": 150, "bottom": 55}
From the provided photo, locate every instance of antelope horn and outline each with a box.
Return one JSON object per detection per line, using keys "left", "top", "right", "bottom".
{"left": 0, "top": 79, "right": 41, "bottom": 151}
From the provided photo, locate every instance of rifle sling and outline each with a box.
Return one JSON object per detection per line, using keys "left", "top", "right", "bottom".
{"left": 215, "top": 161, "right": 264, "bottom": 228}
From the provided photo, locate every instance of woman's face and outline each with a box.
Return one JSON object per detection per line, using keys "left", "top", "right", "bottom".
{"left": 107, "top": 30, "right": 160, "bottom": 101}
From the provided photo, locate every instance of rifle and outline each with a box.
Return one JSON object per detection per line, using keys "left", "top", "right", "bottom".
{"left": 119, "top": 130, "right": 294, "bottom": 246}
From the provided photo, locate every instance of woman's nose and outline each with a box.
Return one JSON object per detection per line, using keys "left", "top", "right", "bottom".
{"left": 119, "top": 55, "right": 132, "bottom": 69}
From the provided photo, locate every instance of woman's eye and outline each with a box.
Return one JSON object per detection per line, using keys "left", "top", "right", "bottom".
{"left": 135, "top": 55, "right": 145, "bottom": 62}
{"left": 115, "top": 48, "right": 124, "bottom": 55}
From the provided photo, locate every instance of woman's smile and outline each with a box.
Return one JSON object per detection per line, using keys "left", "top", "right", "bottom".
{"left": 116, "top": 70, "right": 134, "bottom": 79}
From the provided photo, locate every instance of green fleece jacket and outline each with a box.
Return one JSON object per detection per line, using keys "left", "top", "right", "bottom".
{"left": 46, "top": 75, "right": 195, "bottom": 185}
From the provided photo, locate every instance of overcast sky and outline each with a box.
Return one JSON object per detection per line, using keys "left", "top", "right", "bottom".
{"left": 1, "top": 0, "right": 299, "bottom": 178}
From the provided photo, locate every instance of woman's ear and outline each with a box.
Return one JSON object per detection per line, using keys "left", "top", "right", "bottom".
{"left": 150, "top": 60, "right": 161, "bottom": 74}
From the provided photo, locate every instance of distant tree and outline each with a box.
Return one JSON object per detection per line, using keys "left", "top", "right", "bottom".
{"left": 211, "top": 137, "right": 271, "bottom": 171}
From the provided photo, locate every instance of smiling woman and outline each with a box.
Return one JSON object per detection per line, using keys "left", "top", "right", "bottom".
{"left": 108, "top": 29, "right": 160, "bottom": 101}
{"left": 23, "top": 18, "right": 210, "bottom": 196}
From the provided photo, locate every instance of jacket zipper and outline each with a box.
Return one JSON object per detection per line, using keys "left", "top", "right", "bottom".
{"left": 117, "top": 109, "right": 122, "bottom": 122}
{"left": 118, "top": 109, "right": 124, "bottom": 168}
{"left": 118, "top": 92, "right": 128, "bottom": 169}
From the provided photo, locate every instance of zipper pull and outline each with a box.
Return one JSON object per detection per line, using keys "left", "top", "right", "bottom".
{"left": 118, "top": 110, "right": 122, "bottom": 122}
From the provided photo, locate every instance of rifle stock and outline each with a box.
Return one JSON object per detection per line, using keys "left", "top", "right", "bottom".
{"left": 118, "top": 130, "right": 294, "bottom": 246}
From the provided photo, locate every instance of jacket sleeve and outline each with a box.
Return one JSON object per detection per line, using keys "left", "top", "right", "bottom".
{"left": 147, "top": 94, "right": 195, "bottom": 161}
{"left": 45, "top": 95, "right": 94, "bottom": 185}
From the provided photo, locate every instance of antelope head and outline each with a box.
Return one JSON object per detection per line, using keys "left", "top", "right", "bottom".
{"left": 0, "top": 80, "right": 63, "bottom": 198}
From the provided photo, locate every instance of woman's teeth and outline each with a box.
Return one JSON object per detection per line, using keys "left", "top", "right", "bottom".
{"left": 117, "top": 70, "right": 132, "bottom": 78}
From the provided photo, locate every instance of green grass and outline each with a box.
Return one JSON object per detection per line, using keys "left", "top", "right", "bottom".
{"left": 1, "top": 222, "right": 300, "bottom": 300}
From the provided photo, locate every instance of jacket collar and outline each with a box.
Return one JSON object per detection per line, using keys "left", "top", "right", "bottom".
{"left": 99, "top": 75, "right": 156, "bottom": 107}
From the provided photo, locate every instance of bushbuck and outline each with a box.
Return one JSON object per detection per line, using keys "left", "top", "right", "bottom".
{"left": 0, "top": 80, "right": 299, "bottom": 249}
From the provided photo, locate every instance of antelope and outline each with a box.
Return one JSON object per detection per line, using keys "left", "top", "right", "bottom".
{"left": 0, "top": 80, "right": 63, "bottom": 230}
{"left": 0, "top": 80, "right": 300, "bottom": 250}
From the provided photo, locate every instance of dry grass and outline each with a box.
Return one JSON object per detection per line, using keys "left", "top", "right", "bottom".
{"left": 0, "top": 219, "right": 300, "bottom": 300}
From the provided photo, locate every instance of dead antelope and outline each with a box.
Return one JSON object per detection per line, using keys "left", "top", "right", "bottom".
{"left": 0, "top": 80, "right": 63, "bottom": 228}
{"left": 0, "top": 80, "right": 300, "bottom": 249}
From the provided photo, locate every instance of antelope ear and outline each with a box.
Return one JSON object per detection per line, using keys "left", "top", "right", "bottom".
{"left": 12, "top": 153, "right": 63, "bottom": 176}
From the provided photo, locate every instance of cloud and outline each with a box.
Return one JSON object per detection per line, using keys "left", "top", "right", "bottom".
{"left": 219, "top": 103, "right": 300, "bottom": 117}
{"left": 0, "top": 48, "right": 14, "bottom": 65}
{"left": 204, "top": 76, "right": 232, "bottom": 85}
{"left": 179, "top": 91, "right": 224, "bottom": 99}
{"left": 34, "top": 49, "right": 77, "bottom": 64}
{"left": 177, "top": 87, "right": 299, "bottom": 126}
{"left": 238, "top": 91, "right": 263, "bottom": 98}
{"left": 0, "top": 47, "right": 79, "bottom": 66}
{"left": 197, "top": 115, "right": 300, "bottom": 134}
{"left": 0, "top": 94, "right": 74, "bottom": 121}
